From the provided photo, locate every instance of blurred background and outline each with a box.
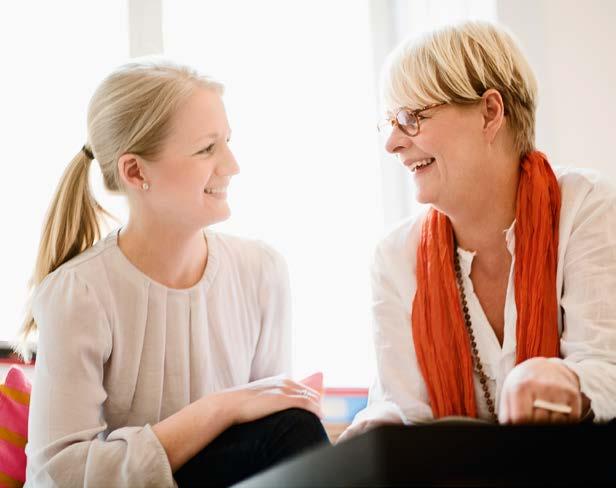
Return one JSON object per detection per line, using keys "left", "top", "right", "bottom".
{"left": 1, "top": 0, "right": 614, "bottom": 388}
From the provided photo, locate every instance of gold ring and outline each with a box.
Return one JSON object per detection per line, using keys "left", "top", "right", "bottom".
{"left": 532, "top": 398, "right": 572, "bottom": 414}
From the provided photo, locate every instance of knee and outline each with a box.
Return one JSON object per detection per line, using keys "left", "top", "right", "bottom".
{"left": 272, "top": 408, "right": 329, "bottom": 444}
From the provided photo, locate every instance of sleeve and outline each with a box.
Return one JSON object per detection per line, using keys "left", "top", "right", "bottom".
{"left": 349, "top": 238, "right": 433, "bottom": 434}
{"left": 552, "top": 180, "right": 616, "bottom": 422}
{"left": 249, "top": 244, "right": 292, "bottom": 380}
{"left": 26, "top": 269, "right": 174, "bottom": 488}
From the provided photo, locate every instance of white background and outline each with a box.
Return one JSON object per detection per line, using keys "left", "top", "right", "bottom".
{"left": 1, "top": 0, "right": 614, "bottom": 386}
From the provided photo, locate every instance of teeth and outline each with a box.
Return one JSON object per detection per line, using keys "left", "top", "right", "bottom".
{"left": 204, "top": 187, "right": 227, "bottom": 194}
{"left": 410, "top": 158, "right": 435, "bottom": 172}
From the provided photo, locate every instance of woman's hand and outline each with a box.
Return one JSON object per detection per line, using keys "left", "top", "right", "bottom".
{"left": 336, "top": 401, "right": 407, "bottom": 444}
{"left": 336, "top": 418, "right": 390, "bottom": 444}
{"left": 498, "top": 357, "right": 582, "bottom": 424}
{"left": 216, "top": 375, "right": 323, "bottom": 426}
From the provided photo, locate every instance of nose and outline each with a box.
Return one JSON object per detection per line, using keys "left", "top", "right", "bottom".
{"left": 384, "top": 125, "right": 413, "bottom": 155}
{"left": 219, "top": 144, "right": 240, "bottom": 176}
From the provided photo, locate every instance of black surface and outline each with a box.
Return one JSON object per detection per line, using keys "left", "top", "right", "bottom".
{"left": 236, "top": 421, "right": 616, "bottom": 487}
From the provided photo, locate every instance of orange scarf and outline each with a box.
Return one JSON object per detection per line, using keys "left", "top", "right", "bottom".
{"left": 411, "top": 150, "right": 561, "bottom": 418}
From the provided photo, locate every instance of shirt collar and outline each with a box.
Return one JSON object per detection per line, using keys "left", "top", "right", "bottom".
{"left": 456, "top": 219, "right": 517, "bottom": 276}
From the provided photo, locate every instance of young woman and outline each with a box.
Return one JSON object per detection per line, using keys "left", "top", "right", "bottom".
{"left": 21, "top": 60, "right": 328, "bottom": 487}
{"left": 341, "top": 21, "right": 616, "bottom": 441}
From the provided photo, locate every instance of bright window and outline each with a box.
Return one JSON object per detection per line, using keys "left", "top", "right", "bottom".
{"left": 162, "top": 0, "right": 382, "bottom": 386}
{"left": 0, "top": 1, "right": 128, "bottom": 344}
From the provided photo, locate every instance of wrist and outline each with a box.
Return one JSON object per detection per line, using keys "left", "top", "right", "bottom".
{"left": 207, "top": 390, "right": 238, "bottom": 428}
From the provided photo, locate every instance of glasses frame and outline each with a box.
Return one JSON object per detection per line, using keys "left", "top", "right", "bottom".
{"left": 378, "top": 102, "right": 447, "bottom": 137}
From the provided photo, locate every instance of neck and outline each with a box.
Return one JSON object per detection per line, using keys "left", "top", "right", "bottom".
{"left": 449, "top": 154, "right": 520, "bottom": 261}
{"left": 118, "top": 216, "right": 208, "bottom": 289}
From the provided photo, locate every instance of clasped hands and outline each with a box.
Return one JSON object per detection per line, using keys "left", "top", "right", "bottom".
{"left": 498, "top": 357, "right": 587, "bottom": 424}
{"left": 339, "top": 358, "right": 589, "bottom": 444}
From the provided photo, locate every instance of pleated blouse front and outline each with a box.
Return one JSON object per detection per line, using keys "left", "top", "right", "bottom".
{"left": 26, "top": 228, "right": 291, "bottom": 487}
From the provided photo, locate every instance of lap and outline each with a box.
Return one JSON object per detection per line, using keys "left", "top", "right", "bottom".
{"left": 175, "top": 408, "right": 329, "bottom": 487}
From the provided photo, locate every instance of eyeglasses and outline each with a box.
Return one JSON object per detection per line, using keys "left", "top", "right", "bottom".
{"left": 377, "top": 102, "right": 446, "bottom": 137}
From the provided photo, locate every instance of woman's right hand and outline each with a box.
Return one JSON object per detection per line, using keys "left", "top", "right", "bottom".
{"left": 217, "top": 375, "right": 323, "bottom": 425}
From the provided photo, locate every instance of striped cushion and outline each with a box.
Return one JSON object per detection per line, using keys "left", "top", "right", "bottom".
{"left": 0, "top": 367, "right": 31, "bottom": 488}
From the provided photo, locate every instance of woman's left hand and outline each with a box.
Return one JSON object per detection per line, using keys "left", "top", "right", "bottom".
{"left": 498, "top": 357, "right": 582, "bottom": 424}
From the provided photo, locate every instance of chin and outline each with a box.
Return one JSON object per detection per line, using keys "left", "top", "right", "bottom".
{"left": 203, "top": 208, "right": 231, "bottom": 227}
{"left": 415, "top": 191, "right": 436, "bottom": 205}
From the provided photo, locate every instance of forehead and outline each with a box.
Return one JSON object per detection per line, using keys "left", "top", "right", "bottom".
{"left": 168, "top": 88, "right": 229, "bottom": 142}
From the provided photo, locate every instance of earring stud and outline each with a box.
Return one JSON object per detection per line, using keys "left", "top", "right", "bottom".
{"left": 142, "top": 182, "right": 150, "bottom": 191}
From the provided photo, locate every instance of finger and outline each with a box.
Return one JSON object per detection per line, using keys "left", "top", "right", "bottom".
{"left": 498, "top": 392, "right": 511, "bottom": 424}
{"left": 336, "top": 426, "right": 353, "bottom": 444}
{"left": 548, "top": 411, "right": 570, "bottom": 424}
{"left": 285, "top": 380, "right": 321, "bottom": 398}
{"left": 533, "top": 390, "right": 578, "bottom": 423}
{"left": 290, "top": 388, "right": 321, "bottom": 403}
{"left": 287, "top": 393, "right": 323, "bottom": 418}
{"left": 509, "top": 384, "right": 534, "bottom": 424}
{"left": 568, "top": 391, "right": 583, "bottom": 421}
{"left": 531, "top": 402, "right": 550, "bottom": 424}
{"left": 336, "top": 421, "right": 370, "bottom": 444}
{"left": 550, "top": 392, "right": 579, "bottom": 423}
{"left": 300, "top": 372, "right": 324, "bottom": 392}
{"left": 301, "top": 397, "right": 324, "bottom": 418}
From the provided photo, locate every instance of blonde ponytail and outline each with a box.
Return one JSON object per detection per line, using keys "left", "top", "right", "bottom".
{"left": 17, "top": 148, "right": 110, "bottom": 358}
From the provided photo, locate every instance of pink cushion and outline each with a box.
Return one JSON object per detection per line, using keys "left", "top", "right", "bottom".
{"left": 0, "top": 366, "right": 31, "bottom": 488}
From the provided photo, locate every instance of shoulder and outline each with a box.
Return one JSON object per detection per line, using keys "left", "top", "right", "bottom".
{"left": 553, "top": 166, "right": 616, "bottom": 230}
{"left": 370, "top": 209, "right": 428, "bottom": 302}
{"left": 32, "top": 233, "right": 115, "bottom": 319}
{"left": 374, "top": 208, "right": 428, "bottom": 272}
{"left": 555, "top": 166, "right": 616, "bottom": 206}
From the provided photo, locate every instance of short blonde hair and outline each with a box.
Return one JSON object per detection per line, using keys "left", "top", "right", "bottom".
{"left": 17, "top": 59, "right": 222, "bottom": 358}
{"left": 382, "top": 21, "right": 537, "bottom": 157}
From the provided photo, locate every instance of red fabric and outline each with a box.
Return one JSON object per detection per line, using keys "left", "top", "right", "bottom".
{"left": 0, "top": 367, "right": 31, "bottom": 487}
{"left": 411, "top": 151, "right": 561, "bottom": 418}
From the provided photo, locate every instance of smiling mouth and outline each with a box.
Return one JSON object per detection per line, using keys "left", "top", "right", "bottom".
{"left": 204, "top": 187, "right": 227, "bottom": 194}
{"left": 407, "top": 158, "right": 435, "bottom": 172}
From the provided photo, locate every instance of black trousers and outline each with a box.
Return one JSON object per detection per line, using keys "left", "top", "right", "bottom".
{"left": 174, "top": 408, "right": 330, "bottom": 487}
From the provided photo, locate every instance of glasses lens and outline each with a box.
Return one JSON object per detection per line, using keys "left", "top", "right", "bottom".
{"left": 396, "top": 110, "right": 419, "bottom": 135}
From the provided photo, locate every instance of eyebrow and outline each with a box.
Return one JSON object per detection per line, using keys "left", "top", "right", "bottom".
{"left": 194, "top": 130, "right": 232, "bottom": 144}
{"left": 195, "top": 133, "right": 220, "bottom": 144}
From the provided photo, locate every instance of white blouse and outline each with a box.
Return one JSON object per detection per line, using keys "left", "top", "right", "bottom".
{"left": 26, "top": 228, "right": 291, "bottom": 488}
{"left": 351, "top": 167, "right": 616, "bottom": 431}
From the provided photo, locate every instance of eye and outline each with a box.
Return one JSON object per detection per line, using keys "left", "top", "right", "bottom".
{"left": 198, "top": 143, "right": 215, "bottom": 154}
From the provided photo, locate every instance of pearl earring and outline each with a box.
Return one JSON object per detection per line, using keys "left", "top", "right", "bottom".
{"left": 142, "top": 182, "right": 150, "bottom": 191}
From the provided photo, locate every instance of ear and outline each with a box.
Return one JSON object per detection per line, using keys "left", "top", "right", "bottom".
{"left": 117, "top": 153, "right": 147, "bottom": 191}
{"left": 481, "top": 88, "right": 505, "bottom": 143}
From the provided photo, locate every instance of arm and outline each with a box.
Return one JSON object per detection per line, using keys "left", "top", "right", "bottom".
{"left": 156, "top": 244, "right": 298, "bottom": 471}
{"left": 27, "top": 269, "right": 174, "bottom": 487}
{"left": 553, "top": 179, "right": 616, "bottom": 421}
{"left": 499, "top": 178, "right": 616, "bottom": 424}
{"left": 28, "top": 268, "right": 321, "bottom": 486}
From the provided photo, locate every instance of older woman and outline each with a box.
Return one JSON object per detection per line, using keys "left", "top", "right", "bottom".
{"left": 341, "top": 21, "right": 616, "bottom": 440}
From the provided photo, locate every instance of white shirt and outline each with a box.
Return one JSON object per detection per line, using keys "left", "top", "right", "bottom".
{"left": 26, "top": 228, "right": 291, "bottom": 488}
{"left": 350, "top": 167, "right": 616, "bottom": 432}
